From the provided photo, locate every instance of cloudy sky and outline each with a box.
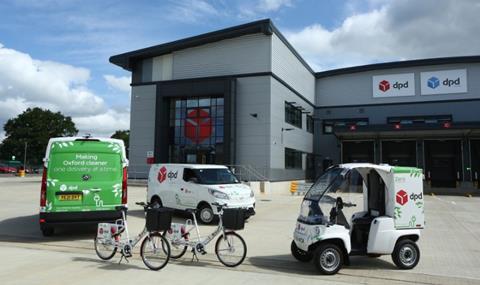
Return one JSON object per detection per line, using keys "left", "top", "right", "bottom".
{"left": 1, "top": 0, "right": 479, "bottom": 141}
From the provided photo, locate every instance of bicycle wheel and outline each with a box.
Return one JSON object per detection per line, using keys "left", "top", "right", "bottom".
{"left": 163, "top": 230, "right": 188, "bottom": 259}
{"left": 215, "top": 232, "right": 247, "bottom": 267}
{"left": 94, "top": 236, "right": 117, "bottom": 260}
{"left": 140, "top": 232, "right": 170, "bottom": 270}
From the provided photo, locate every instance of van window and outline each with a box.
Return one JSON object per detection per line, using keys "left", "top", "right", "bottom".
{"left": 48, "top": 141, "right": 123, "bottom": 182}
{"left": 192, "top": 168, "right": 239, "bottom": 185}
{"left": 183, "top": 168, "right": 199, "bottom": 182}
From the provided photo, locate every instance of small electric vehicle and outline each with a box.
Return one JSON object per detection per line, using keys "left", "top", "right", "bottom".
{"left": 292, "top": 163, "right": 425, "bottom": 275}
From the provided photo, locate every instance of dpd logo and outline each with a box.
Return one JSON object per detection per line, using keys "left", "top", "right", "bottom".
{"left": 427, "top": 76, "right": 440, "bottom": 89}
{"left": 379, "top": 80, "right": 409, "bottom": 92}
{"left": 428, "top": 76, "right": 461, "bottom": 88}
{"left": 185, "top": 108, "right": 212, "bottom": 143}
{"left": 410, "top": 192, "right": 423, "bottom": 201}
{"left": 157, "top": 166, "right": 167, "bottom": 183}
{"left": 396, "top": 190, "right": 408, "bottom": 206}
{"left": 167, "top": 171, "right": 178, "bottom": 180}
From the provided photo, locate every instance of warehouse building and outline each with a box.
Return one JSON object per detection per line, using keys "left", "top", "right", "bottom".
{"left": 110, "top": 19, "right": 480, "bottom": 192}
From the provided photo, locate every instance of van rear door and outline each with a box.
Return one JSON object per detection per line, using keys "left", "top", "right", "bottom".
{"left": 47, "top": 140, "right": 124, "bottom": 212}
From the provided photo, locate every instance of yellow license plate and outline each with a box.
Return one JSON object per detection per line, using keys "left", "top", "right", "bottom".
{"left": 58, "top": 194, "right": 82, "bottom": 201}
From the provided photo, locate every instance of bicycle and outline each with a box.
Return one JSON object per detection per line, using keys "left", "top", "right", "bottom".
{"left": 94, "top": 202, "right": 171, "bottom": 270}
{"left": 163, "top": 202, "right": 247, "bottom": 267}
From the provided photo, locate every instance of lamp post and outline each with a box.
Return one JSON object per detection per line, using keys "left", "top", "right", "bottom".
{"left": 23, "top": 141, "right": 27, "bottom": 171}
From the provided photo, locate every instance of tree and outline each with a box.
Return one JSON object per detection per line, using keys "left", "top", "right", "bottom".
{"left": 0, "top": 108, "right": 78, "bottom": 165}
{"left": 111, "top": 130, "right": 129, "bottom": 157}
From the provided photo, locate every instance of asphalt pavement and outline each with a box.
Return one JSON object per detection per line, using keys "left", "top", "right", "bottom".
{"left": 1, "top": 176, "right": 479, "bottom": 285}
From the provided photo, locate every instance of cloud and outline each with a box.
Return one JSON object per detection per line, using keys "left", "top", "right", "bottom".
{"left": 285, "top": 0, "right": 480, "bottom": 71}
{"left": 0, "top": 43, "right": 129, "bottom": 140}
{"left": 104, "top": 75, "right": 131, "bottom": 93}
{"left": 257, "top": 0, "right": 292, "bottom": 12}
{"left": 166, "top": 0, "right": 222, "bottom": 23}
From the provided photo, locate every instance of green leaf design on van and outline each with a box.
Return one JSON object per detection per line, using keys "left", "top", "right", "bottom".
{"left": 394, "top": 206, "right": 402, "bottom": 219}
{"left": 46, "top": 201, "right": 52, "bottom": 211}
{"left": 112, "top": 183, "right": 121, "bottom": 197}
{"left": 415, "top": 201, "right": 423, "bottom": 208}
{"left": 47, "top": 178, "right": 59, "bottom": 187}
{"left": 107, "top": 143, "right": 122, "bottom": 154}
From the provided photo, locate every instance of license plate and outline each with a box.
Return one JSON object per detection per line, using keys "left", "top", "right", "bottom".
{"left": 58, "top": 194, "right": 82, "bottom": 201}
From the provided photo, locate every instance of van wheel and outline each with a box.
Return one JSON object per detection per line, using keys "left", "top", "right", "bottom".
{"left": 392, "top": 239, "right": 420, "bottom": 269}
{"left": 151, "top": 196, "right": 162, "bottom": 208}
{"left": 198, "top": 204, "right": 214, "bottom": 224}
{"left": 41, "top": 227, "right": 54, "bottom": 237}
{"left": 313, "top": 243, "right": 343, "bottom": 275}
{"left": 291, "top": 240, "right": 312, "bottom": 262}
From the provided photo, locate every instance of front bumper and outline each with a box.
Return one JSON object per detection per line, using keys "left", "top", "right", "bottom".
{"left": 39, "top": 210, "right": 123, "bottom": 227}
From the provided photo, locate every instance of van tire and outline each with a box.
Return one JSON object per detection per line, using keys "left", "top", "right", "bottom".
{"left": 197, "top": 204, "right": 214, "bottom": 224}
{"left": 41, "top": 227, "right": 54, "bottom": 237}
{"left": 151, "top": 196, "right": 162, "bottom": 208}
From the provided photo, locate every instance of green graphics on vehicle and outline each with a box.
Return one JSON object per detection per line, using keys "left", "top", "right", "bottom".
{"left": 44, "top": 140, "right": 125, "bottom": 213}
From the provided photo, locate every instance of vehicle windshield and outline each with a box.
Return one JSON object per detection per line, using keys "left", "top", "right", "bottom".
{"left": 299, "top": 167, "right": 362, "bottom": 225}
{"left": 193, "top": 168, "right": 240, "bottom": 185}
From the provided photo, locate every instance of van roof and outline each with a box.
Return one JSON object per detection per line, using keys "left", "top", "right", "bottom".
{"left": 153, "top": 163, "right": 228, "bottom": 169}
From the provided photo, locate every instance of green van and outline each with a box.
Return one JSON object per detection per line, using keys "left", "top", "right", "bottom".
{"left": 39, "top": 137, "right": 128, "bottom": 236}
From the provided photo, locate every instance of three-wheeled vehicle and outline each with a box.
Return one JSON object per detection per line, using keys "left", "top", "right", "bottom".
{"left": 291, "top": 163, "right": 425, "bottom": 274}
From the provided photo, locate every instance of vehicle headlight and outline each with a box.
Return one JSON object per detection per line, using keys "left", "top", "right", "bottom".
{"left": 250, "top": 189, "right": 254, "bottom": 198}
{"left": 208, "top": 188, "right": 230, "bottom": 200}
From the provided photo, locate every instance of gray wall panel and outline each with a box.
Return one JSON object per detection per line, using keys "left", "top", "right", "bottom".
{"left": 235, "top": 77, "right": 271, "bottom": 170}
{"left": 271, "top": 34, "right": 315, "bottom": 103}
{"left": 316, "top": 63, "right": 480, "bottom": 107}
{"left": 129, "top": 85, "right": 156, "bottom": 178}
{"left": 172, "top": 34, "right": 270, "bottom": 80}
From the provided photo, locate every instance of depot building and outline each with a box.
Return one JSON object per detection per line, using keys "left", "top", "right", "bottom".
{"left": 110, "top": 19, "right": 480, "bottom": 192}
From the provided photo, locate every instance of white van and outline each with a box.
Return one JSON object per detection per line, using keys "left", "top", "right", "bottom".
{"left": 147, "top": 164, "right": 255, "bottom": 224}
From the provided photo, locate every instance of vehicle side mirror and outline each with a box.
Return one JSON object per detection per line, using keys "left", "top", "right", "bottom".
{"left": 188, "top": 177, "right": 198, "bottom": 184}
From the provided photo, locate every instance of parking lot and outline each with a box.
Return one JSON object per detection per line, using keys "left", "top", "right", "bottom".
{"left": 1, "top": 176, "right": 480, "bottom": 285}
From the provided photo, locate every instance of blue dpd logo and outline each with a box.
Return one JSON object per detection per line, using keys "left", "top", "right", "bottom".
{"left": 427, "top": 76, "right": 440, "bottom": 89}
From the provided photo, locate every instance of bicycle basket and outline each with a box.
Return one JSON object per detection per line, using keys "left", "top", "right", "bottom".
{"left": 222, "top": 208, "right": 245, "bottom": 230}
{"left": 146, "top": 207, "right": 173, "bottom": 231}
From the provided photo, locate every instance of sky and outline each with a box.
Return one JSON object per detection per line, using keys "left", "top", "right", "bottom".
{"left": 1, "top": 0, "right": 480, "bottom": 141}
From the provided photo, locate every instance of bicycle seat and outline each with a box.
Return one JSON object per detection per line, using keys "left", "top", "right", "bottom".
{"left": 185, "top": 208, "right": 197, "bottom": 214}
{"left": 115, "top": 205, "right": 128, "bottom": 212}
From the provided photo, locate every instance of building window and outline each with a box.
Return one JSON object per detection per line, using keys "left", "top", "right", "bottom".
{"left": 323, "top": 118, "right": 369, "bottom": 134}
{"left": 169, "top": 96, "right": 224, "bottom": 164}
{"left": 387, "top": 115, "right": 452, "bottom": 125}
{"left": 306, "top": 115, "right": 314, "bottom": 134}
{"left": 285, "top": 148, "right": 302, "bottom": 169}
{"left": 285, "top": 102, "right": 302, "bottom": 128}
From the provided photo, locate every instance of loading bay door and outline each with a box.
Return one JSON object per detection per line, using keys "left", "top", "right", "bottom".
{"left": 342, "top": 141, "right": 374, "bottom": 163}
{"left": 424, "top": 140, "right": 462, "bottom": 188}
{"left": 381, "top": 140, "right": 417, "bottom": 167}
{"left": 471, "top": 140, "right": 480, "bottom": 189}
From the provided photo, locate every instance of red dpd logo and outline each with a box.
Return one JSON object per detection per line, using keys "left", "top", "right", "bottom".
{"left": 396, "top": 190, "right": 408, "bottom": 205}
{"left": 379, "top": 80, "right": 390, "bottom": 92}
{"left": 157, "top": 166, "right": 167, "bottom": 183}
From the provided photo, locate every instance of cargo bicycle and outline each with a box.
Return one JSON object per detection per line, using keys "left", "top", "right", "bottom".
{"left": 94, "top": 202, "right": 172, "bottom": 270}
{"left": 163, "top": 202, "right": 247, "bottom": 267}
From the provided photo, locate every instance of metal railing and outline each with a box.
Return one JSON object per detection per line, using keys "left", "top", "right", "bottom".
{"left": 226, "top": 165, "right": 268, "bottom": 182}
